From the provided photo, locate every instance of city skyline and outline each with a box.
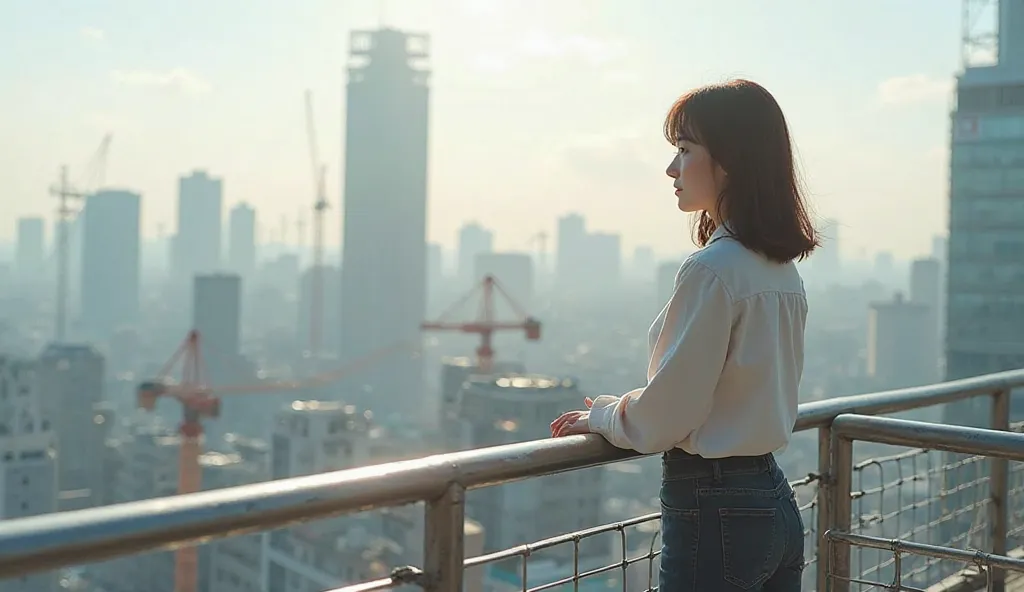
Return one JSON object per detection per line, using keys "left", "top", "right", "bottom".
{"left": 0, "top": 3, "right": 1019, "bottom": 589}
{"left": 0, "top": 0, "right": 967, "bottom": 259}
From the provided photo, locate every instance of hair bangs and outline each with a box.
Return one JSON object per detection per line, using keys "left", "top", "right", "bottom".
{"left": 663, "top": 93, "right": 703, "bottom": 146}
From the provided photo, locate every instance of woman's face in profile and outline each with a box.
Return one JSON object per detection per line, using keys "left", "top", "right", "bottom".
{"left": 665, "top": 134, "right": 724, "bottom": 214}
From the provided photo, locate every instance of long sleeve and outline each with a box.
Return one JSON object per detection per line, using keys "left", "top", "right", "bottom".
{"left": 588, "top": 260, "right": 734, "bottom": 454}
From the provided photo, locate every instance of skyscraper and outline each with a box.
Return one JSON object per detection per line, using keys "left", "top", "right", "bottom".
{"left": 228, "top": 203, "right": 257, "bottom": 279}
{"left": 458, "top": 222, "right": 494, "bottom": 287}
{"left": 474, "top": 252, "right": 534, "bottom": 309}
{"left": 910, "top": 257, "right": 943, "bottom": 369}
{"left": 297, "top": 265, "right": 340, "bottom": 355}
{"left": 945, "top": 0, "right": 1024, "bottom": 422}
{"left": 339, "top": 28, "right": 430, "bottom": 415}
{"left": 36, "top": 344, "right": 105, "bottom": 512}
{"left": 0, "top": 356, "right": 57, "bottom": 592}
{"left": 174, "top": 170, "right": 223, "bottom": 284}
{"left": 193, "top": 274, "right": 242, "bottom": 384}
{"left": 868, "top": 293, "right": 938, "bottom": 391}
{"left": 556, "top": 213, "right": 587, "bottom": 287}
{"left": 15, "top": 217, "right": 45, "bottom": 280}
{"left": 426, "top": 242, "right": 444, "bottom": 305}
{"left": 80, "top": 189, "right": 141, "bottom": 340}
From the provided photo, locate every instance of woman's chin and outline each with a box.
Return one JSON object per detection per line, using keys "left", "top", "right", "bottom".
{"left": 676, "top": 198, "right": 700, "bottom": 213}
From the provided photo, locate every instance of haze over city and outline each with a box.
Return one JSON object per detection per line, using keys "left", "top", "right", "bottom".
{"left": 2, "top": 0, "right": 965, "bottom": 259}
{"left": 2, "top": 1, "right": 1024, "bottom": 591}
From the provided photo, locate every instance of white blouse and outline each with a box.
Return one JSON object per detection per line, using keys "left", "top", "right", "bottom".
{"left": 588, "top": 225, "right": 808, "bottom": 457}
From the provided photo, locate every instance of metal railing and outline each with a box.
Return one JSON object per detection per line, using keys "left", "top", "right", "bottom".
{"left": 826, "top": 413, "right": 1024, "bottom": 592}
{"left": 1, "top": 369, "right": 1024, "bottom": 592}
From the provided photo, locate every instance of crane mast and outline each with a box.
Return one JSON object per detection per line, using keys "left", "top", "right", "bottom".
{"left": 305, "top": 90, "right": 329, "bottom": 362}
{"left": 137, "top": 331, "right": 411, "bottom": 592}
{"left": 422, "top": 275, "right": 541, "bottom": 373}
{"left": 49, "top": 134, "right": 112, "bottom": 342}
{"left": 50, "top": 166, "right": 81, "bottom": 343}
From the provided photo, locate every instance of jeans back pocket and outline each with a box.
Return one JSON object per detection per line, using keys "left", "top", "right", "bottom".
{"left": 719, "top": 507, "right": 784, "bottom": 589}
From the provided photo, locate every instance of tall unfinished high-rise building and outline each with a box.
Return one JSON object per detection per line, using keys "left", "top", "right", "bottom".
{"left": 339, "top": 28, "right": 430, "bottom": 417}
{"left": 945, "top": 0, "right": 1024, "bottom": 420}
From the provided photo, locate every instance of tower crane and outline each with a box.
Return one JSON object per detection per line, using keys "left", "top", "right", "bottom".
{"left": 137, "top": 331, "right": 410, "bottom": 592}
{"left": 305, "top": 90, "right": 329, "bottom": 362}
{"left": 49, "top": 134, "right": 112, "bottom": 341}
{"left": 421, "top": 275, "right": 541, "bottom": 374}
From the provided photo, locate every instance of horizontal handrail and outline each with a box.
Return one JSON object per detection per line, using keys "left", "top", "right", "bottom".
{"left": 824, "top": 531, "right": 1024, "bottom": 575}
{"left": 0, "top": 369, "right": 1023, "bottom": 580}
{"left": 831, "top": 409, "right": 1024, "bottom": 460}
{"left": 832, "top": 413, "right": 1024, "bottom": 460}
{"left": 0, "top": 437, "right": 636, "bottom": 578}
{"left": 794, "top": 368, "right": 1024, "bottom": 430}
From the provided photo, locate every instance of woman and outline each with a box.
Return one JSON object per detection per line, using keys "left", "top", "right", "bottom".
{"left": 551, "top": 79, "right": 816, "bottom": 592}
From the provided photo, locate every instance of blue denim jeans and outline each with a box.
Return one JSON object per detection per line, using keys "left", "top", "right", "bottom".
{"left": 659, "top": 451, "right": 805, "bottom": 591}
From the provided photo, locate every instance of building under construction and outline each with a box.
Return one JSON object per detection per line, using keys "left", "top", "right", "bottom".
{"left": 338, "top": 28, "right": 431, "bottom": 417}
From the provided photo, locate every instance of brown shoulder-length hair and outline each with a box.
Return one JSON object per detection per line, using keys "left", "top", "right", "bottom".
{"left": 664, "top": 79, "right": 819, "bottom": 263}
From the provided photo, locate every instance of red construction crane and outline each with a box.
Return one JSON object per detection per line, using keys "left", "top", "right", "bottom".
{"left": 137, "top": 330, "right": 409, "bottom": 592}
{"left": 421, "top": 275, "right": 541, "bottom": 374}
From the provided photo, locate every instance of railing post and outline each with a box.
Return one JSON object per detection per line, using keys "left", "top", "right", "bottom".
{"left": 816, "top": 426, "right": 833, "bottom": 592}
{"left": 990, "top": 389, "right": 1010, "bottom": 592}
{"left": 829, "top": 425, "right": 854, "bottom": 592}
{"left": 424, "top": 483, "right": 466, "bottom": 592}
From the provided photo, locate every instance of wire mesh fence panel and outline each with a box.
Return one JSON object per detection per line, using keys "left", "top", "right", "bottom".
{"left": 788, "top": 472, "right": 821, "bottom": 591}
{"left": 460, "top": 512, "right": 662, "bottom": 592}
{"left": 825, "top": 434, "right": 1024, "bottom": 592}
{"left": 825, "top": 530, "right": 1024, "bottom": 592}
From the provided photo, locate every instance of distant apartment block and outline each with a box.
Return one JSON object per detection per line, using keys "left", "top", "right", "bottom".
{"left": 36, "top": 344, "right": 106, "bottom": 512}
{"left": 458, "top": 222, "right": 494, "bottom": 287}
{"left": 174, "top": 170, "right": 223, "bottom": 284}
{"left": 15, "top": 216, "right": 45, "bottom": 280}
{"left": 0, "top": 355, "right": 58, "bottom": 592}
{"left": 79, "top": 190, "right": 141, "bottom": 341}
{"left": 227, "top": 202, "right": 257, "bottom": 279}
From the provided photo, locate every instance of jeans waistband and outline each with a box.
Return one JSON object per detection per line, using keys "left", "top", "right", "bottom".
{"left": 662, "top": 449, "right": 777, "bottom": 479}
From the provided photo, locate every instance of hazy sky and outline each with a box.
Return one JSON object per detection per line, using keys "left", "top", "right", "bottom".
{"left": 1, "top": 0, "right": 971, "bottom": 260}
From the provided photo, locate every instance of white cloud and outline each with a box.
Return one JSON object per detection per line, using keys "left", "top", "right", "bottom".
{"left": 80, "top": 27, "right": 106, "bottom": 42}
{"left": 110, "top": 68, "right": 212, "bottom": 96}
{"left": 877, "top": 74, "right": 953, "bottom": 106}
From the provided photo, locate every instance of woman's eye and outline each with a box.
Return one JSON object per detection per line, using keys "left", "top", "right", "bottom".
{"left": 676, "top": 146, "right": 687, "bottom": 155}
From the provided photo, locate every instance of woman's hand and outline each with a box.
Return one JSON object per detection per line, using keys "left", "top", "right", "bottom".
{"left": 550, "top": 397, "right": 594, "bottom": 437}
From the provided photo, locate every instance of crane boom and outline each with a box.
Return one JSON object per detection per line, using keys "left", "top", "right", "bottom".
{"left": 422, "top": 275, "right": 541, "bottom": 373}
